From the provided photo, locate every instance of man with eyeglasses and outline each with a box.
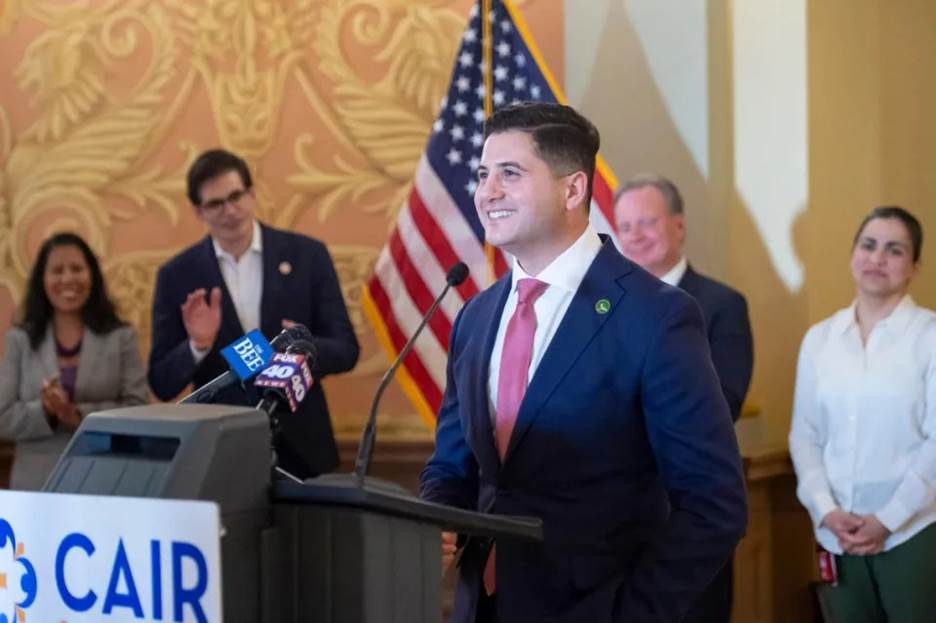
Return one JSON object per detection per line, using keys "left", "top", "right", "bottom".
{"left": 148, "top": 148, "right": 360, "bottom": 479}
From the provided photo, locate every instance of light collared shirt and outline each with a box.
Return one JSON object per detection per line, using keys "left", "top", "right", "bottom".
{"left": 659, "top": 256, "right": 688, "bottom": 287}
{"left": 487, "top": 224, "right": 603, "bottom": 422}
{"left": 789, "top": 295, "right": 936, "bottom": 553}
{"left": 191, "top": 220, "right": 264, "bottom": 362}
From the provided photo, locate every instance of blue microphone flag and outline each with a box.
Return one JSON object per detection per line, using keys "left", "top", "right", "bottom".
{"left": 220, "top": 329, "right": 274, "bottom": 380}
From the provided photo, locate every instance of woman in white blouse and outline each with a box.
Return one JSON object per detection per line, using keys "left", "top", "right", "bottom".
{"left": 789, "top": 206, "right": 935, "bottom": 622}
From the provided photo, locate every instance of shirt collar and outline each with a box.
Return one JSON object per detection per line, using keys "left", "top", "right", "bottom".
{"left": 510, "top": 223, "right": 603, "bottom": 294}
{"left": 835, "top": 294, "right": 917, "bottom": 336}
{"left": 659, "top": 256, "right": 688, "bottom": 286}
{"left": 212, "top": 220, "right": 262, "bottom": 261}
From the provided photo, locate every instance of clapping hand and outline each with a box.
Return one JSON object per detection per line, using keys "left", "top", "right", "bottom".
{"left": 41, "top": 376, "right": 81, "bottom": 431}
{"left": 181, "top": 287, "right": 222, "bottom": 351}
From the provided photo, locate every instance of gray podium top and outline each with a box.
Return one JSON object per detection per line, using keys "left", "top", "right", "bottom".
{"left": 43, "top": 404, "right": 272, "bottom": 514}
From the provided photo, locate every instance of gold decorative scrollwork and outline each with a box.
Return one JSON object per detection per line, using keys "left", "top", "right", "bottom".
{"left": 330, "top": 243, "right": 380, "bottom": 333}
{"left": 0, "top": 0, "right": 23, "bottom": 36}
{"left": 103, "top": 249, "right": 177, "bottom": 358}
{"left": 173, "top": 0, "right": 321, "bottom": 163}
{"left": 3, "top": 0, "right": 179, "bottom": 287}
{"left": 289, "top": 0, "right": 464, "bottom": 223}
{"left": 0, "top": 0, "right": 555, "bottom": 433}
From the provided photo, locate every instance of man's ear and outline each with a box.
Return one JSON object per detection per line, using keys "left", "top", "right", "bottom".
{"left": 674, "top": 213, "right": 686, "bottom": 245}
{"left": 564, "top": 170, "right": 589, "bottom": 211}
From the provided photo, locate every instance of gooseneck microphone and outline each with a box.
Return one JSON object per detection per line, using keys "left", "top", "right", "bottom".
{"left": 178, "top": 324, "right": 314, "bottom": 404}
{"left": 353, "top": 262, "right": 469, "bottom": 488}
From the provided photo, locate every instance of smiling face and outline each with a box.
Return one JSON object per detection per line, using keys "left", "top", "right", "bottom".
{"left": 474, "top": 130, "right": 588, "bottom": 275}
{"left": 613, "top": 185, "right": 685, "bottom": 278}
{"left": 850, "top": 216, "right": 918, "bottom": 300}
{"left": 43, "top": 244, "right": 92, "bottom": 315}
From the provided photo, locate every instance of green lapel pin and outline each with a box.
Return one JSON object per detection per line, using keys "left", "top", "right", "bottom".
{"left": 595, "top": 298, "right": 611, "bottom": 314}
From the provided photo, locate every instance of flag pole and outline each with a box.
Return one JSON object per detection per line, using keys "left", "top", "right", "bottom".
{"left": 481, "top": 0, "right": 498, "bottom": 284}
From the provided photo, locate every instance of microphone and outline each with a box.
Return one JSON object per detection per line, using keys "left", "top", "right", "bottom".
{"left": 178, "top": 324, "right": 314, "bottom": 404}
{"left": 353, "top": 262, "right": 469, "bottom": 487}
{"left": 254, "top": 350, "right": 315, "bottom": 416}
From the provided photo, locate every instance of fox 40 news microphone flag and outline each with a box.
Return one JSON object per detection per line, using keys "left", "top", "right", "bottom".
{"left": 254, "top": 352, "right": 315, "bottom": 414}
{"left": 362, "top": 0, "right": 619, "bottom": 427}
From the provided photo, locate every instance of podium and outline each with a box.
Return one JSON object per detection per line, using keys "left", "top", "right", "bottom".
{"left": 272, "top": 476, "right": 540, "bottom": 623}
{"left": 43, "top": 404, "right": 542, "bottom": 623}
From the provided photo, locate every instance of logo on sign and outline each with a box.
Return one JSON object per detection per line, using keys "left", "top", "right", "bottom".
{"left": 0, "top": 519, "right": 38, "bottom": 623}
{"left": 0, "top": 518, "right": 211, "bottom": 623}
{"left": 221, "top": 329, "right": 274, "bottom": 381}
{"left": 254, "top": 352, "right": 313, "bottom": 412}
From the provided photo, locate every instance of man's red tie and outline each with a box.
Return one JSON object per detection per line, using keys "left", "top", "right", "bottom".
{"left": 484, "top": 278, "right": 549, "bottom": 595}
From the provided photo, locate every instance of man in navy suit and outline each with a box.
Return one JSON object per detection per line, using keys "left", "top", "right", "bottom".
{"left": 419, "top": 103, "right": 747, "bottom": 623}
{"left": 614, "top": 174, "right": 754, "bottom": 622}
{"left": 148, "top": 149, "right": 359, "bottom": 479}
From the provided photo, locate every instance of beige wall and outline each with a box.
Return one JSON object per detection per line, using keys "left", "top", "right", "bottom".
{"left": 568, "top": 0, "right": 936, "bottom": 445}
{"left": 0, "top": 0, "right": 563, "bottom": 440}
{"left": 809, "top": 0, "right": 936, "bottom": 315}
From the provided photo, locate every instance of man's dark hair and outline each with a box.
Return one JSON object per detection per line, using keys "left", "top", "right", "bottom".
{"left": 484, "top": 102, "right": 600, "bottom": 203}
{"left": 853, "top": 205, "right": 924, "bottom": 263}
{"left": 18, "top": 232, "right": 125, "bottom": 349}
{"left": 613, "top": 173, "right": 684, "bottom": 216}
{"left": 186, "top": 148, "right": 253, "bottom": 206}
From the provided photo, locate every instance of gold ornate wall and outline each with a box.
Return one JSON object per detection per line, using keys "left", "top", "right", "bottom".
{"left": 0, "top": 0, "right": 562, "bottom": 439}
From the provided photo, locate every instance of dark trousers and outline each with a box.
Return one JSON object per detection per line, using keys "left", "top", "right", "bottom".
{"left": 819, "top": 523, "right": 936, "bottom": 623}
{"left": 475, "top": 590, "right": 496, "bottom": 623}
{"left": 475, "top": 561, "right": 735, "bottom": 623}
{"left": 681, "top": 560, "right": 733, "bottom": 623}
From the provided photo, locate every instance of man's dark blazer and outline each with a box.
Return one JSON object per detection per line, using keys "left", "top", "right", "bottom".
{"left": 419, "top": 238, "right": 747, "bottom": 623}
{"left": 678, "top": 266, "right": 754, "bottom": 422}
{"left": 148, "top": 222, "right": 359, "bottom": 478}
{"left": 677, "top": 266, "right": 753, "bottom": 623}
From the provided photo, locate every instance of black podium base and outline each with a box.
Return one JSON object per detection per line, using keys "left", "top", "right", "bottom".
{"left": 269, "top": 473, "right": 542, "bottom": 623}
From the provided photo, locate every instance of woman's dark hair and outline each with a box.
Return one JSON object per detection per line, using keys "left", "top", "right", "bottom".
{"left": 17, "top": 232, "right": 125, "bottom": 349}
{"left": 853, "top": 206, "right": 924, "bottom": 263}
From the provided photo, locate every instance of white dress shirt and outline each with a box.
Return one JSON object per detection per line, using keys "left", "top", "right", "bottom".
{"left": 487, "top": 224, "right": 603, "bottom": 422}
{"left": 789, "top": 295, "right": 936, "bottom": 553}
{"left": 191, "top": 220, "right": 264, "bottom": 362}
{"left": 659, "top": 255, "right": 688, "bottom": 287}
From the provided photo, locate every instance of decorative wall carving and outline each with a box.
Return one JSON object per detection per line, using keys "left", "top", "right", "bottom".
{"left": 0, "top": 0, "right": 552, "bottom": 435}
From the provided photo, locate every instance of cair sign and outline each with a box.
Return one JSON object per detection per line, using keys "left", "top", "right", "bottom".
{"left": 0, "top": 490, "right": 221, "bottom": 623}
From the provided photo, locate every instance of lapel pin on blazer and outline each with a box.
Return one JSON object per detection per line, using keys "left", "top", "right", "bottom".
{"left": 595, "top": 298, "right": 611, "bottom": 314}
{"left": 278, "top": 261, "right": 292, "bottom": 275}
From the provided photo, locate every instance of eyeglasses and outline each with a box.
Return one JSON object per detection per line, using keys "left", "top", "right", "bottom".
{"left": 199, "top": 188, "right": 251, "bottom": 212}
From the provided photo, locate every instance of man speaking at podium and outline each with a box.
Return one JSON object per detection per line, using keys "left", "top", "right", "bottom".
{"left": 148, "top": 149, "right": 359, "bottom": 478}
{"left": 419, "top": 103, "right": 747, "bottom": 623}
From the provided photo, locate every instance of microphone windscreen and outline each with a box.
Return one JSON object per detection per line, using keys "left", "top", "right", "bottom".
{"left": 446, "top": 262, "right": 470, "bottom": 286}
{"left": 254, "top": 352, "right": 314, "bottom": 412}
{"left": 286, "top": 339, "right": 318, "bottom": 371}
{"left": 270, "top": 324, "right": 313, "bottom": 352}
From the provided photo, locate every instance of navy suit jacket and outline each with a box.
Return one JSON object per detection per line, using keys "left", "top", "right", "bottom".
{"left": 419, "top": 239, "right": 747, "bottom": 623}
{"left": 148, "top": 223, "right": 359, "bottom": 478}
{"left": 678, "top": 266, "right": 753, "bottom": 422}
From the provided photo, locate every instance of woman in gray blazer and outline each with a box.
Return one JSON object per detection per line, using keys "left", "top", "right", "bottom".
{"left": 0, "top": 232, "right": 149, "bottom": 490}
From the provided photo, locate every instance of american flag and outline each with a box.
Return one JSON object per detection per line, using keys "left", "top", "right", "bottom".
{"left": 362, "top": 0, "right": 619, "bottom": 426}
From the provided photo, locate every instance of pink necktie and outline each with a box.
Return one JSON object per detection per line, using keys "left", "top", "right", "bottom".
{"left": 485, "top": 277, "right": 548, "bottom": 595}
{"left": 494, "top": 278, "right": 549, "bottom": 459}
